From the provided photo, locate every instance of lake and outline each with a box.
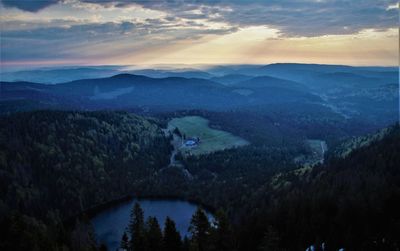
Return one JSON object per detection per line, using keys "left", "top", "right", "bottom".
{"left": 91, "top": 198, "right": 213, "bottom": 251}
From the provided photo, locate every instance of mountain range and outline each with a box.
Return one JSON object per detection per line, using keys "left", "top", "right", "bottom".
{"left": 1, "top": 63, "right": 398, "bottom": 128}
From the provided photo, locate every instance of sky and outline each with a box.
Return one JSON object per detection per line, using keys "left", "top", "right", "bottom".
{"left": 0, "top": 0, "right": 399, "bottom": 68}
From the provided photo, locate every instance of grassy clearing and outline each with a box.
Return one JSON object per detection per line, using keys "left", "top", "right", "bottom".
{"left": 168, "top": 116, "right": 249, "bottom": 155}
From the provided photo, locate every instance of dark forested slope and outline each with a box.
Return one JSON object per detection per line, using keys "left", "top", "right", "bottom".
{"left": 0, "top": 111, "right": 171, "bottom": 217}
{"left": 238, "top": 124, "right": 400, "bottom": 250}
{"left": 0, "top": 111, "right": 171, "bottom": 250}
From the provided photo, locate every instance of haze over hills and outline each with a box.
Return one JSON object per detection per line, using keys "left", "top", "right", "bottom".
{"left": 210, "top": 74, "right": 254, "bottom": 85}
{"left": 233, "top": 75, "right": 309, "bottom": 91}
{"left": 1, "top": 70, "right": 317, "bottom": 107}
{"left": 0, "top": 66, "right": 122, "bottom": 84}
{"left": 1, "top": 63, "right": 397, "bottom": 125}
{"left": 2, "top": 63, "right": 397, "bottom": 83}
{"left": 126, "top": 69, "right": 214, "bottom": 79}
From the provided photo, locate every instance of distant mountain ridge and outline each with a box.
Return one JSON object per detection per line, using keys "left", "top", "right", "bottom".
{"left": 233, "top": 75, "right": 308, "bottom": 91}
{"left": 1, "top": 63, "right": 398, "bottom": 129}
{"left": 0, "top": 67, "right": 120, "bottom": 84}
{"left": 1, "top": 73, "right": 322, "bottom": 112}
{"left": 127, "top": 69, "right": 214, "bottom": 79}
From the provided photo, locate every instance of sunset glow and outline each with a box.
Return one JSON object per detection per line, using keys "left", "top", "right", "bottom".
{"left": 0, "top": 0, "right": 398, "bottom": 67}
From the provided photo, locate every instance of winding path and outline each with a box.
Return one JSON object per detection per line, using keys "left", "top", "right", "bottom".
{"left": 160, "top": 129, "right": 193, "bottom": 180}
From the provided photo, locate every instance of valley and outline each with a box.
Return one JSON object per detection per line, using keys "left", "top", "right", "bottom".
{"left": 0, "top": 63, "right": 398, "bottom": 251}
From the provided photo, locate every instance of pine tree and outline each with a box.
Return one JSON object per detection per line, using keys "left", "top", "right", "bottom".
{"left": 212, "top": 210, "right": 233, "bottom": 251}
{"left": 163, "top": 216, "right": 182, "bottom": 251}
{"left": 120, "top": 231, "right": 129, "bottom": 250}
{"left": 129, "top": 202, "right": 146, "bottom": 251}
{"left": 145, "top": 217, "right": 162, "bottom": 251}
{"left": 189, "top": 207, "right": 211, "bottom": 251}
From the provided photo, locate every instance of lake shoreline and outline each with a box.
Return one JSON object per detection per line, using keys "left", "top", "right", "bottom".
{"left": 90, "top": 197, "right": 216, "bottom": 250}
{"left": 70, "top": 194, "right": 216, "bottom": 223}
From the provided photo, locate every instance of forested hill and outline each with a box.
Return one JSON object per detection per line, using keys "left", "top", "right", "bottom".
{"left": 328, "top": 125, "right": 395, "bottom": 159}
{"left": 0, "top": 111, "right": 171, "bottom": 250}
{"left": 239, "top": 124, "right": 400, "bottom": 250}
{"left": 0, "top": 110, "right": 172, "bottom": 217}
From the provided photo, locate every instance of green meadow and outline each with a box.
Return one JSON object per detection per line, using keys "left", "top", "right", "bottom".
{"left": 168, "top": 116, "right": 249, "bottom": 155}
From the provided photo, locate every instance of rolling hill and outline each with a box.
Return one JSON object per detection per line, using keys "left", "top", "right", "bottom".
{"left": 210, "top": 74, "right": 253, "bottom": 85}
{"left": 0, "top": 67, "right": 121, "bottom": 84}
{"left": 1, "top": 73, "right": 323, "bottom": 112}
{"left": 1, "top": 64, "right": 397, "bottom": 131}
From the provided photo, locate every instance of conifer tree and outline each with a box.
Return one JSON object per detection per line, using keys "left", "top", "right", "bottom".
{"left": 212, "top": 210, "right": 233, "bottom": 251}
{"left": 129, "top": 202, "right": 146, "bottom": 251}
{"left": 120, "top": 231, "right": 129, "bottom": 250}
{"left": 163, "top": 216, "right": 182, "bottom": 251}
{"left": 189, "top": 207, "right": 211, "bottom": 251}
{"left": 145, "top": 216, "right": 162, "bottom": 251}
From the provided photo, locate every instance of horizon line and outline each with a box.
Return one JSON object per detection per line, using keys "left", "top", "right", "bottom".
{"left": 1, "top": 62, "right": 398, "bottom": 71}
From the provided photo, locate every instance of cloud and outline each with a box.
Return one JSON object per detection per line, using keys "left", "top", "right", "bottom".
{"left": 0, "top": 0, "right": 138, "bottom": 12}
{"left": 130, "top": 0, "right": 399, "bottom": 37}
{"left": 0, "top": 0, "right": 398, "bottom": 66}
{"left": 1, "top": 0, "right": 58, "bottom": 12}
{"left": 2, "top": 1, "right": 397, "bottom": 36}
{"left": 0, "top": 15, "right": 237, "bottom": 63}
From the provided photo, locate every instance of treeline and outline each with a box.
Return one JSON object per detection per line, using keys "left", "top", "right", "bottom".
{"left": 159, "top": 109, "right": 307, "bottom": 149}
{"left": 119, "top": 203, "right": 233, "bottom": 251}
{"left": 160, "top": 106, "right": 387, "bottom": 150}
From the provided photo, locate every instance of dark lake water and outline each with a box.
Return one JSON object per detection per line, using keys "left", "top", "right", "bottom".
{"left": 91, "top": 199, "right": 212, "bottom": 251}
